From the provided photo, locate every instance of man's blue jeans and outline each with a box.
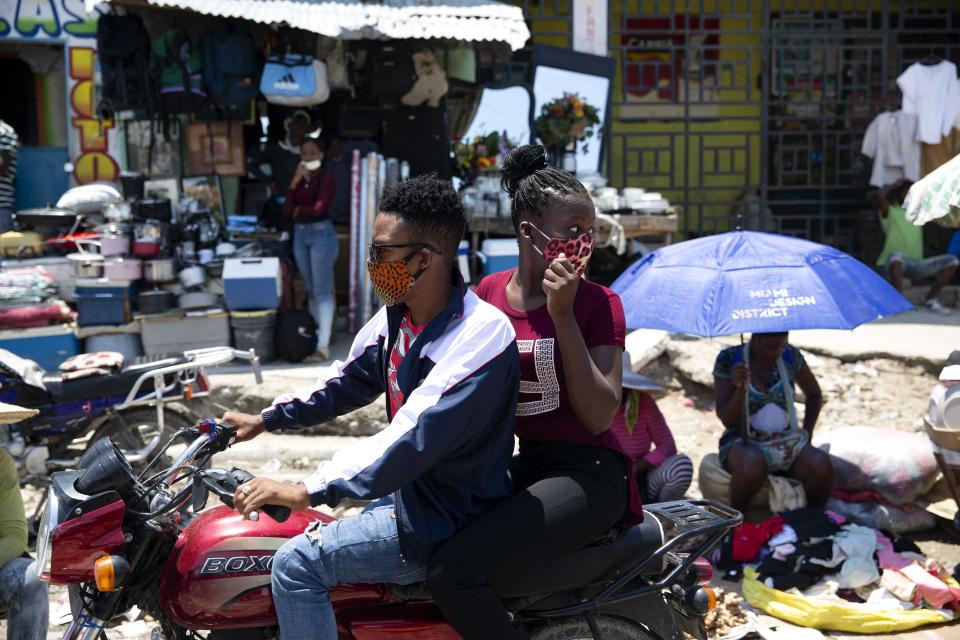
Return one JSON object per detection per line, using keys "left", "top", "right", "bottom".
{"left": 0, "top": 558, "right": 49, "bottom": 640}
{"left": 293, "top": 220, "right": 339, "bottom": 351}
{"left": 271, "top": 499, "right": 427, "bottom": 640}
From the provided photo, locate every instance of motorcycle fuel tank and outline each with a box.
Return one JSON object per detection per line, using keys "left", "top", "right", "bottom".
{"left": 160, "top": 505, "right": 346, "bottom": 629}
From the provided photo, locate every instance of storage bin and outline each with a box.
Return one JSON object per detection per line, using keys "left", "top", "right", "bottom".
{"left": 74, "top": 279, "right": 135, "bottom": 327}
{"left": 0, "top": 324, "right": 79, "bottom": 371}
{"left": 223, "top": 257, "right": 282, "bottom": 310}
{"left": 230, "top": 310, "right": 277, "bottom": 362}
{"left": 85, "top": 331, "right": 143, "bottom": 362}
{"left": 477, "top": 239, "right": 519, "bottom": 276}
{"left": 139, "top": 310, "right": 231, "bottom": 356}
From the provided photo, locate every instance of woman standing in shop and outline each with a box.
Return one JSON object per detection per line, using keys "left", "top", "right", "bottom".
{"left": 285, "top": 137, "right": 338, "bottom": 362}
{"left": 427, "top": 144, "right": 641, "bottom": 639}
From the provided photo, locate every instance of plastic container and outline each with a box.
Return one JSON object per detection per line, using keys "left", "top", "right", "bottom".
{"left": 0, "top": 324, "right": 79, "bottom": 371}
{"left": 74, "top": 279, "right": 135, "bottom": 327}
{"left": 139, "top": 310, "right": 231, "bottom": 356}
{"left": 476, "top": 239, "right": 519, "bottom": 277}
{"left": 85, "top": 332, "right": 143, "bottom": 362}
{"left": 230, "top": 310, "right": 277, "bottom": 363}
{"left": 223, "top": 258, "right": 282, "bottom": 310}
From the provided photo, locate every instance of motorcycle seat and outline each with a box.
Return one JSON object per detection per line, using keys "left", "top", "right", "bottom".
{"left": 42, "top": 356, "right": 186, "bottom": 402}
{"left": 390, "top": 513, "right": 665, "bottom": 602}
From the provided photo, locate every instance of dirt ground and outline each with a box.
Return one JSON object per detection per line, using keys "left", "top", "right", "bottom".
{"left": 7, "top": 338, "right": 959, "bottom": 639}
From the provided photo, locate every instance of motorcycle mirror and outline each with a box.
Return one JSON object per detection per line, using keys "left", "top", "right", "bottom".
{"left": 192, "top": 474, "right": 209, "bottom": 513}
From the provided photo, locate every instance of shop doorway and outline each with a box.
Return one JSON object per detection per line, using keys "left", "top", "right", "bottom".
{"left": 0, "top": 41, "right": 69, "bottom": 210}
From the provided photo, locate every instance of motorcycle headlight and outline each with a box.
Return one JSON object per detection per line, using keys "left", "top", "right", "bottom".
{"left": 36, "top": 488, "right": 59, "bottom": 582}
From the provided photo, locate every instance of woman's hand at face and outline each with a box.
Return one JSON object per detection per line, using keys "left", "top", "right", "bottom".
{"left": 543, "top": 254, "right": 579, "bottom": 319}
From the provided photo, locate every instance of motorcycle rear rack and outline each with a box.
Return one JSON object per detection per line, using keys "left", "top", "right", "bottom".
{"left": 526, "top": 499, "right": 742, "bottom": 619}
{"left": 116, "top": 347, "right": 262, "bottom": 411}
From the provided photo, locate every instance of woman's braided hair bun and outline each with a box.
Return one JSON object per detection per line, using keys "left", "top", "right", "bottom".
{"left": 501, "top": 144, "right": 548, "bottom": 197}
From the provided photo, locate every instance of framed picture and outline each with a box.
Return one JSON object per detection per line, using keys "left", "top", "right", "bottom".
{"left": 126, "top": 120, "right": 182, "bottom": 177}
{"left": 181, "top": 175, "right": 225, "bottom": 223}
{"left": 142, "top": 178, "right": 180, "bottom": 207}
{"left": 186, "top": 121, "right": 246, "bottom": 176}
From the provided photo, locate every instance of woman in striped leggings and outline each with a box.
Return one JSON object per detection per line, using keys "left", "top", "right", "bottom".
{"left": 609, "top": 356, "right": 693, "bottom": 502}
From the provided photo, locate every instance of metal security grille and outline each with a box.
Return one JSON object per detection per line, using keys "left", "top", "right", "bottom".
{"left": 765, "top": 0, "right": 960, "bottom": 260}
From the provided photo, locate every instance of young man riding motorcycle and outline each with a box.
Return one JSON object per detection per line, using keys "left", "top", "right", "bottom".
{"left": 221, "top": 174, "right": 521, "bottom": 640}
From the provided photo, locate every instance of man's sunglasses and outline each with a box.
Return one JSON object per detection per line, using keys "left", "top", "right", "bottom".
{"left": 368, "top": 242, "right": 441, "bottom": 265}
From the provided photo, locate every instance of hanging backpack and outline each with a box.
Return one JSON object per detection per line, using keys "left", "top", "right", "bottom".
{"left": 152, "top": 28, "right": 206, "bottom": 114}
{"left": 260, "top": 54, "right": 330, "bottom": 106}
{"left": 368, "top": 42, "right": 415, "bottom": 96}
{"left": 274, "top": 309, "right": 318, "bottom": 363}
{"left": 203, "top": 24, "right": 260, "bottom": 107}
{"left": 96, "top": 14, "right": 152, "bottom": 116}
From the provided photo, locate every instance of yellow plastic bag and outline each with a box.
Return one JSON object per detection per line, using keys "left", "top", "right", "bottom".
{"left": 742, "top": 568, "right": 953, "bottom": 633}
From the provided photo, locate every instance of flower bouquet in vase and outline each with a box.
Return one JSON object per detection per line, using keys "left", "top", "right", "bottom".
{"left": 535, "top": 93, "right": 600, "bottom": 172}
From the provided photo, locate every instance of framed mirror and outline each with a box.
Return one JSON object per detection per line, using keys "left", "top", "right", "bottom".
{"left": 463, "top": 84, "right": 533, "bottom": 145}
{"left": 532, "top": 45, "right": 616, "bottom": 175}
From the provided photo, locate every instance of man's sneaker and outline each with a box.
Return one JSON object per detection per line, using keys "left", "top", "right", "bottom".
{"left": 921, "top": 299, "right": 952, "bottom": 315}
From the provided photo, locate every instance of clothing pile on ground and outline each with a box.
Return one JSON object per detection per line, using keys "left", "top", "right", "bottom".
{"left": 815, "top": 426, "right": 941, "bottom": 534}
{"left": 722, "top": 507, "right": 958, "bottom": 632}
{"left": 0, "top": 267, "right": 72, "bottom": 328}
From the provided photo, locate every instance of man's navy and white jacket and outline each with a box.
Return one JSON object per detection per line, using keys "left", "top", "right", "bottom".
{"left": 262, "top": 276, "right": 520, "bottom": 562}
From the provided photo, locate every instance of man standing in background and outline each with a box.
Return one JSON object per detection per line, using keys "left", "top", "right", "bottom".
{"left": 0, "top": 120, "right": 19, "bottom": 233}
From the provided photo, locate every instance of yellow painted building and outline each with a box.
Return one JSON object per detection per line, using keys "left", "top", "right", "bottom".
{"left": 511, "top": 0, "right": 959, "bottom": 257}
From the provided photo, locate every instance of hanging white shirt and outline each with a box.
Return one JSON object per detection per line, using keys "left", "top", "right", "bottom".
{"left": 897, "top": 61, "right": 960, "bottom": 144}
{"left": 861, "top": 111, "right": 921, "bottom": 187}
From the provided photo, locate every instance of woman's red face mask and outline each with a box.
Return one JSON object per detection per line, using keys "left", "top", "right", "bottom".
{"left": 525, "top": 221, "right": 595, "bottom": 277}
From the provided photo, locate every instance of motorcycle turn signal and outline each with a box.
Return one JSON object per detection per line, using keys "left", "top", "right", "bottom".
{"left": 94, "top": 555, "right": 130, "bottom": 592}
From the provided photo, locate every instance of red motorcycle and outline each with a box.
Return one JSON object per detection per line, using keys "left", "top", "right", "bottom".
{"left": 38, "top": 421, "right": 741, "bottom": 640}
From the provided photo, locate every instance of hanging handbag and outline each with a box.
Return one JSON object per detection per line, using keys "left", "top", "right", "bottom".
{"left": 260, "top": 54, "right": 330, "bottom": 106}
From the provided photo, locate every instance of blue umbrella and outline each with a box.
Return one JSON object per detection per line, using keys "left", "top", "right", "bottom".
{"left": 609, "top": 231, "right": 913, "bottom": 337}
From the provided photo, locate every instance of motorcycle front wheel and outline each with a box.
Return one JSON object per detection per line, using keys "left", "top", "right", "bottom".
{"left": 530, "top": 617, "right": 657, "bottom": 640}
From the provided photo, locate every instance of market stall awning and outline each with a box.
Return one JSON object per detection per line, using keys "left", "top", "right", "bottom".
{"left": 90, "top": 0, "right": 531, "bottom": 51}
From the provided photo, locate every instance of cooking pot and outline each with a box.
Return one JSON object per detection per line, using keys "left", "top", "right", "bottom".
{"left": 178, "top": 265, "right": 206, "bottom": 289}
{"left": 133, "top": 199, "right": 173, "bottom": 222}
{"left": 215, "top": 242, "right": 237, "bottom": 258}
{"left": 178, "top": 290, "right": 219, "bottom": 310}
{"left": 120, "top": 172, "right": 146, "bottom": 201}
{"left": 143, "top": 258, "right": 176, "bottom": 283}
{"left": 104, "top": 256, "right": 142, "bottom": 281}
{"left": 67, "top": 253, "right": 104, "bottom": 278}
{"left": 205, "top": 260, "right": 224, "bottom": 279}
{"left": 99, "top": 232, "right": 130, "bottom": 257}
{"left": 14, "top": 205, "right": 81, "bottom": 229}
{"left": 137, "top": 289, "right": 176, "bottom": 314}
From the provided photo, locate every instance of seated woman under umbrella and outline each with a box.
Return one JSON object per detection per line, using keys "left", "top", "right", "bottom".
{"left": 713, "top": 332, "right": 833, "bottom": 512}
{"left": 608, "top": 354, "right": 693, "bottom": 503}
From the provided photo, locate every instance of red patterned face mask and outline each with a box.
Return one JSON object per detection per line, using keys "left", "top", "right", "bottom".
{"left": 525, "top": 221, "right": 595, "bottom": 277}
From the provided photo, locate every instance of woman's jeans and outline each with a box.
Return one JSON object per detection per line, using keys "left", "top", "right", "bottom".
{"left": 293, "top": 220, "right": 339, "bottom": 350}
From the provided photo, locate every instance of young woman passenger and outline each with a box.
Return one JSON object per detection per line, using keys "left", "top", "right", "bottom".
{"left": 426, "top": 144, "right": 642, "bottom": 639}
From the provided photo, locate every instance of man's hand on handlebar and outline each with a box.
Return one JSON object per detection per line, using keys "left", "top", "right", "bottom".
{"left": 221, "top": 411, "right": 266, "bottom": 443}
{"left": 234, "top": 477, "right": 310, "bottom": 520}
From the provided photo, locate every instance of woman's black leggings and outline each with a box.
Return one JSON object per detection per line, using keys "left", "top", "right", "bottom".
{"left": 427, "top": 440, "right": 629, "bottom": 640}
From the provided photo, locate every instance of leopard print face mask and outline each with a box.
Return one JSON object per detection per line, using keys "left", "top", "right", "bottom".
{"left": 525, "top": 221, "right": 595, "bottom": 277}
{"left": 366, "top": 247, "right": 426, "bottom": 307}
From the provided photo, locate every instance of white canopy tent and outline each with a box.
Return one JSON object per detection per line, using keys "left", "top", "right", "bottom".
{"left": 85, "top": 0, "right": 531, "bottom": 51}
